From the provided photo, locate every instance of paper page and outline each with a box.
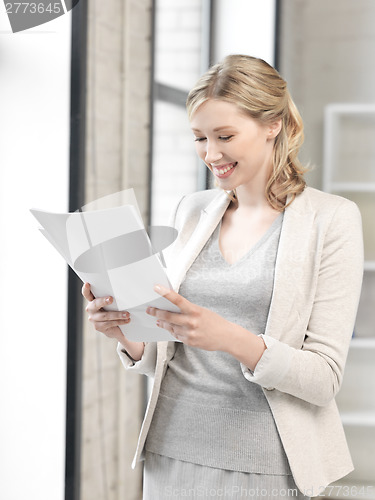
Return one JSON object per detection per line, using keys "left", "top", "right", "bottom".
{"left": 30, "top": 189, "right": 180, "bottom": 342}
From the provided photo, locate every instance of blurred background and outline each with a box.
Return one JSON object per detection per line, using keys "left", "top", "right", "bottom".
{"left": 0, "top": 1, "right": 374, "bottom": 499}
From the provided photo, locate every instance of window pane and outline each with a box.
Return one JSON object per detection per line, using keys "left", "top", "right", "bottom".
{"left": 154, "top": 0, "right": 203, "bottom": 92}
{"left": 151, "top": 100, "right": 200, "bottom": 225}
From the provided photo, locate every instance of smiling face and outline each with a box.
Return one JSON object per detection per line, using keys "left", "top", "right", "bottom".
{"left": 190, "top": 99, "right": 281, "bottom": 195}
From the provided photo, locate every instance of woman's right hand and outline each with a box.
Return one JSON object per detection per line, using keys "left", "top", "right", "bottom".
{"left": 82, "top": 282, "right": 130, "bottom": 340}
{"left": 82, "top": 282, "right": 145, "bottom": 361}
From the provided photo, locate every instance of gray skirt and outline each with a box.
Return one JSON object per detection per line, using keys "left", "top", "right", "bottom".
{"left": 143, "top": 451, "right": 310, "bottom": 500}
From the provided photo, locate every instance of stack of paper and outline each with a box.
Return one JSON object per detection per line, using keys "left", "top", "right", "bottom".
{"left": 30, "top": 189, "right": 180, "bottom": 342}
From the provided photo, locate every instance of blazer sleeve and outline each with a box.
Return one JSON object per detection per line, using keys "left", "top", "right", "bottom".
{"left": 116, "top": 195, "right": 186, "bottom": 377}
{"left": 117, "top": 341, "right": 158, "bottom": 377}
{"left": 241, "top": 199, "right": 364, "bottom": 407}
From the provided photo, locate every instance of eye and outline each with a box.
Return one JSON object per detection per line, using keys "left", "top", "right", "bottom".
{"left": 194, "top": 137, "right": 206, "bottom": 142}
{"left": 219, "top": 135, "right": 233, "bottom": 141}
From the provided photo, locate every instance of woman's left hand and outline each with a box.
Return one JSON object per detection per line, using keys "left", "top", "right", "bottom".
{"left": 146, "top": 284, "right": 232, "bottom": 351}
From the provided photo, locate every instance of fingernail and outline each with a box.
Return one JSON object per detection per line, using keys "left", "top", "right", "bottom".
{"left": 156, "top": 320, "right": 161, "bottom": 327}
{"left": 154, "top": 284, "right": 168, "bottom": 294}
{"left": 122, "top": 312, "right": 129, "bottom": 318}
{"left": 106, "top": 297, "right": 111, "bottom": 304}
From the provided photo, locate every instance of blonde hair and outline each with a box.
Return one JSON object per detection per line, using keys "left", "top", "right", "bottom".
{"left": 186, "top": 54, "right": 307, "bottom": 210}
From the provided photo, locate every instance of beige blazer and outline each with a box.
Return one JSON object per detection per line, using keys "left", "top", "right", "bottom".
{"left": 118, "top": 186, "right": 364, "bottom": 496}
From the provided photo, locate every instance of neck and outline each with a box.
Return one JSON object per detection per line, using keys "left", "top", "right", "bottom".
{"left": 232, "top": 184, "right": 270, "bottom": 212}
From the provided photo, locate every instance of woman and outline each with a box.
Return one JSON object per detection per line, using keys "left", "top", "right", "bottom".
{"left": 83, "top": 55, "right": 364, "bottom": 499}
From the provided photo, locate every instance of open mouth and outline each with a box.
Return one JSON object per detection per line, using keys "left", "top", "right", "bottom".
{"left": 212, "top": 162, "right": 237, "bottom": 178}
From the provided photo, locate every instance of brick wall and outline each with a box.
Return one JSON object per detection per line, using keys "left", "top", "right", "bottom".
{"left": 151, "top": 0, "right": 204, "bottom": 226}
{"left": 154, "top": 0, "right": 202, "bottom": 90}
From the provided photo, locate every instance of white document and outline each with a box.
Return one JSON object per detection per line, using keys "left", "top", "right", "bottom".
{"left": 30, "top": 189, "right": 180, "bottom": 342}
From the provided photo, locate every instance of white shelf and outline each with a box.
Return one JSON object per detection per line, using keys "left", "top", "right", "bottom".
{"left": 364, "top": 261, "right": 375, "bottom": 271}
{"left": 323, "top": 104, "right": 375, "bottom": 192}
{"left": 323, "top": 103, "right": 375, "bottom": 497}
{"left": 340, "top": 411, "right": 375, "bottom": 427}
{"left": 326, "top": 103, "right": 375, "bottom": 114}
{"left": 350, "top": 337, "right": 375, "bottom": 349}
{"left": 329, "top": 182, "right": 375, "bottom": 193}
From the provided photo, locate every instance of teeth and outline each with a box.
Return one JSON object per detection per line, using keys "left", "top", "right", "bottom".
{"left": 215, "top": 163, "right": 236, "bottom": 175}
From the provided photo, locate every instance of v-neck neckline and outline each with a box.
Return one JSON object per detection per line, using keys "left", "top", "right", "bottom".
{"left": 215, "top": 212, "right": 284, "bottom": 268}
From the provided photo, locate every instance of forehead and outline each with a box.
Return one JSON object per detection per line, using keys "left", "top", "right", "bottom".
{"left": 190, "top": 99, "right": 249, "bottom": 130}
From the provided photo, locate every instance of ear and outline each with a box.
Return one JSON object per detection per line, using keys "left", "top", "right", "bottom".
{"left": 267, "top": 119, "right": 282, "bottom": 140}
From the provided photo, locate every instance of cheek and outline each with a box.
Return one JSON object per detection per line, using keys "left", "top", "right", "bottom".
{"left": 239, "top": 138, "right": 264, "bottom": 159}
{"left": 232, "top": 141, "right": 247, "bottom": 160}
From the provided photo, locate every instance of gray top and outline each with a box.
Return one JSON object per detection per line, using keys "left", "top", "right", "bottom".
{"left": 146, "top": 212, "right": 291, "bottom": 475}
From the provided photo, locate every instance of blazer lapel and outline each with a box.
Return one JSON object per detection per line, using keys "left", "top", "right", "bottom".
{"left": 169, "top": 191, "right": 231, "bottom": 291}
{"left": 264, "top": 190, "right": 314, "bottom": 341}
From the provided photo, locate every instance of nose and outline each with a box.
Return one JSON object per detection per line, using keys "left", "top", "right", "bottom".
{"left": 204, "top": 140, "right": 223, "bottom": 164}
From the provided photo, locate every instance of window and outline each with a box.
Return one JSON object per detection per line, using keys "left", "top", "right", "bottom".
{"left": 150, "top": 0, "right": 212, "bottom": 225}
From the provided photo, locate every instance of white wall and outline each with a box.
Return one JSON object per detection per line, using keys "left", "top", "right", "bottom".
{"left": 213, "top": 0, "right": 276, "bottom": 65}
{"left": 0, "top": 11, "right": 71, "bottom": 500}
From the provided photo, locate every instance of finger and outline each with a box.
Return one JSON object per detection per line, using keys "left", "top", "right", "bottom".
{"left": 89, "top": 309, "right": 130, "bottom": 322}
{"left": 91, "top": 317, "right": 131, "bottom": 327}
{"left": 154, "top": 284, "right": 189, "bottom": 311}
{"left": 156, "top": 319, "right": 181, "bottom": 339}
{"left": 82, "top": 282, "right": 95, "bottom": 301}
{"left": 89, "top": 317, "right": 131, "bottom": 331}
{"left": 85, "top": 295, "right": 113, "bottom": 313}
{"left": 148, "top": 307, "right": 188, "bottom": 326}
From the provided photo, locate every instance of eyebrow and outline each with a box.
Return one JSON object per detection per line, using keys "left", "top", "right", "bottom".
{"left": 192, "top": 126, "right": 237, "bottom": 133}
